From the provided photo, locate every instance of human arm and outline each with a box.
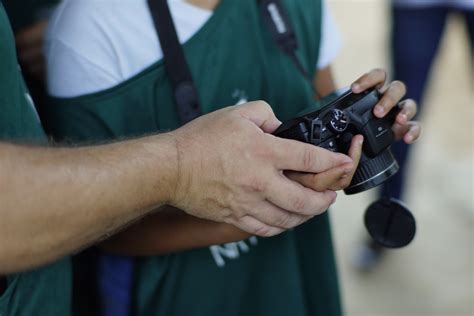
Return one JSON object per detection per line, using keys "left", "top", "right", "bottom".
{"left": 0, "top": 133, "right": 177, "bottom": 274}
{"left": 101, "top": 206, "right": 251, "bottom": 256}
{"left": 96, "top": 66, "right": 347, "bottom": 258}
{"left": 0, "top": 101, "right": 352, "bottom": 273}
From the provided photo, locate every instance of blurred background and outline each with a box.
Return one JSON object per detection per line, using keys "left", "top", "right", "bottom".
{"left": 328, "top": 0, "right": 473, "bottom": 315}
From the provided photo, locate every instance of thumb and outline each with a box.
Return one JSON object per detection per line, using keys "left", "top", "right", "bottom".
{"left": 236, "top": 101, "right": 282, "bottom": 133}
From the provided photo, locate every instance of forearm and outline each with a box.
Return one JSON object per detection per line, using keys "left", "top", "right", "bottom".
{"left": 100, "top": 206, "right": 251, "bottom": 256}
{"left": 0, "top": 134, "right": 177, "bottom": 274}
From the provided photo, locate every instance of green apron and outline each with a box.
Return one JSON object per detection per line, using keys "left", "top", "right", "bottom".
{"left": 45, "top": 0, "right": 342, "bottom": 315}
{"left": 0, "top": 4, "right": 72, "bottom": 316}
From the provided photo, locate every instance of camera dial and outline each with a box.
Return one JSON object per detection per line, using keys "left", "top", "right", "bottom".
{"left": 329, "top": 109, "right": 349, "bottom": 133}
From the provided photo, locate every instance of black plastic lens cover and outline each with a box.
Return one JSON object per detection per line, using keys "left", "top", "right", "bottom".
{"left": 364, "top": 198, "right": 416, "bottom": 248}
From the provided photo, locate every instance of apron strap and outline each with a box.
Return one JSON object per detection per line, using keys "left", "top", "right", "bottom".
{"left": 147, "top": 0, "right": 202, "bottom": 125}
{"left": 146, "top": 0, "right": 311, "bottom": 125}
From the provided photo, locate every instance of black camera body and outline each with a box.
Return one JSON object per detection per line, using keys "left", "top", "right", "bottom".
{"left": 275, "top": 89, "right": 401, "bottom": 194}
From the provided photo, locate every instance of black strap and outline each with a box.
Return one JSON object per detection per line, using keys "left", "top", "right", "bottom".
{"left": 147, "top": 0, "right": 202, "bottom": 124}
{"left": 257, "top": 0, "right": 311, "bottom": 81}
{"left": 147, "top": 0, "right": 310, "bottom": 124}
{"left": 0, "top": 277, "right": 7, "bottom": 295}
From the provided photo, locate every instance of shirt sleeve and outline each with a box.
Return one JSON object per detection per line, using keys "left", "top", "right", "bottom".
{"left": 44, "top": 1, "right": 122, "bottom": 98}
{"left": 46, "top": 39, "right": 121, "bottom": 98}
{"left": 317, "top": 0, "right": 343, "bottom": 70}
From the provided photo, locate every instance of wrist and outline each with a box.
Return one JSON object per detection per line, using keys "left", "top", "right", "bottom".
{"left": 135, "top": 132, "right": 180, "bottom": 208}
{"left": 167, "top": 129, "right": 192, "bottom": 209}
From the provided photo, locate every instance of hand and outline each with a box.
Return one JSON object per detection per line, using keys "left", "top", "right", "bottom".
{"left": 351, "top": 68, "right": 421, "bottom": 144}
{"left": 285, "top": 135, "right": 364, "bottom": 192}
{"left": 169, "top": 101, "right": 353, "bottom": 237}
{"left": 16, "top": 20, "right": 48, "bottom": 82}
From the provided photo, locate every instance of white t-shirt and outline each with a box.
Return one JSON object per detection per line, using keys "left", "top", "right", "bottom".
{"left": 46, "top": 0, "right": 343, "bottom": 98}
{"left": 393, "top": 0, "right": 474, "bottom": 10}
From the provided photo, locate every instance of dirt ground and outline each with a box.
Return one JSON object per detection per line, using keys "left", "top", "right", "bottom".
{"left": 327, "top": 1, "right": 474, "bottom": 315}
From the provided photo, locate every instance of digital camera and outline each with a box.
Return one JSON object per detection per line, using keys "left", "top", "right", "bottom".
{"left": 275, "top": 89, "right": 401, "bottom": 194}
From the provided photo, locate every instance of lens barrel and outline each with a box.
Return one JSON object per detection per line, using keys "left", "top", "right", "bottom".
{"left": 344, "top": 148, "right": 399, "bottom": 195}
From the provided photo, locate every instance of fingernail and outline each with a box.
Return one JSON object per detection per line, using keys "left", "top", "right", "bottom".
{"left": 406, "top": 134, "right": 413, "bottom": 143}
{"left": 358, "top": 136, "right": 364, "bottom": 146}
{"left": 352, "top": 84, "right": 360, "bottom": 92}
{"left": 375, "top": 105, "right": 384, "bottom": 116}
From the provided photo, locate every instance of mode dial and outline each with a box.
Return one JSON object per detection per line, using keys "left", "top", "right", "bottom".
{"left": 329, "top": 109, "right": 349, "bottom": 133}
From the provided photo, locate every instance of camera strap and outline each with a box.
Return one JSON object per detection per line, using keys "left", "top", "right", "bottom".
{"left": 147, "top": 0, "right": 310, "bottom": 125}
{"left": 147, "top": 0, "right": 202, "bottom": 124}
{"left": 257, "top": 0, "right": 312, "bottom": 81}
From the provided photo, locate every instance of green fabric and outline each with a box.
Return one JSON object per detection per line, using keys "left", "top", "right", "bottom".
{"left": 0, "top": 5, "right": 72, "bottom": 316}
{"left": 45, "top": 0, "right": 342, "bottom": 315}
{"left": 2, "top": 0, "right": 59, "bottom": 31}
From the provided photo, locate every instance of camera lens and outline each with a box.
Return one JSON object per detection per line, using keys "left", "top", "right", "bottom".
{"left": 344, "top": 148, "right": 399, "bottom": 195}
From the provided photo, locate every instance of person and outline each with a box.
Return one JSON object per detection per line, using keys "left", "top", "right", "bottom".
{"left": 0, "top": 1, "right": 355, "bottom": 314}
{"left": 354, "top": 0, "right": 473, "bottom": 269}
{"left": 2, "top": 0, "right": 61, "bottom": 122}
{"left": 44, "top": 0, "right": 421, "bottom": 315}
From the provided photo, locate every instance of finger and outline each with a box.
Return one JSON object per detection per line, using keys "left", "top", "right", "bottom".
{"left": 351, "top": 68, "right": 387, "bottom": 93}
{"left": 403, "top": 122, "right": 421, "bottom": 144}
{"left": 231, "top": 215, "right": 285, "bottom": 237}
{"left": 344, "top": 135, "right": 364, "bottom": 183}
{"left": 392, "top": 121, "right": 421, "bottom": 143}
{"left": 373, "top": 81, "right": 407, "bottom": 118}
{"left": 236, "top": 101, "right": 282, "bottom": 133}
{"left": 246, "top": 201, "right": 312, "bottom": 230}
{"left": 269, "top": 135, "right": 352, "bottom": 173}
{"left": 395, "top": 99, "right": 417, "bottom": 125}
{"left": 285, "top": 163, "right": 353, "bottom": 192}
{"left": 266, "top": 174, "right": 337, "bottom": 216}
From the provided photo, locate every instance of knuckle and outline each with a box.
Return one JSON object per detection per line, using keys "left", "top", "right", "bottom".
{"left": 339, "top": 177, "right": 352, "bottom": 188}
{"left": 392, "top": 80, "right": 407, "bottom": 92}
{"left": 252, "top": 224, "right": 273, "bottom": 237}
{"left": 244, "top": 175, "right": 267, "bottom": 193}
{"left": 290, "top": 195, "right": 308, "bottom": 213}
{"left": 273, "top": 211, "right": 293, "bottom": 229}
{"left": 257, "top": 100, "right": 271, "bottom": 109}
{"left": 301, "top": 147, "right": 316, "bottom": 171}
{"left": 373, "top": 68, "right": 387, "bottom": 78}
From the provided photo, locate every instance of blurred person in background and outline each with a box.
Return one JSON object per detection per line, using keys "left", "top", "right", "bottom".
{"left": 354, "top": 0, "right": 473, "bottom": 269}
{"left": 44, "top": 0, "right": 420, "bottom": 315}
{"left": 2, "top": 0, "right": 61, "bottom": 123}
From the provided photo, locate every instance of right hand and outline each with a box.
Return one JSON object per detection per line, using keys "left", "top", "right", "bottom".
{"left": 169, "top": 101, "right": 354, "bottom": 237}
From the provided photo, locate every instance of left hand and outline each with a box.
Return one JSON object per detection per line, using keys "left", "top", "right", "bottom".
{"left": 285, "top": 69, "right": 422, "bottom": 194}
{"left": 351, "top": 68, "right": 421, "bottom": 144}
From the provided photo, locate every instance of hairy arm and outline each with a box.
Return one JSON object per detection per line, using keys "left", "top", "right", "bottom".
{"left": 99, "top": 67, "right": 341, "bottom": 258}
{"left": 0, "top": 134, "right": 177, "bottom": 274}
{"left": 0, "top": 102, "right": 355, "bottom": 273}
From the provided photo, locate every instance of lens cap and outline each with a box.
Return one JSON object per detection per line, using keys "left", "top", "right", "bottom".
{"left": 364, "top": 198, "right": 416, "bottom": 248}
